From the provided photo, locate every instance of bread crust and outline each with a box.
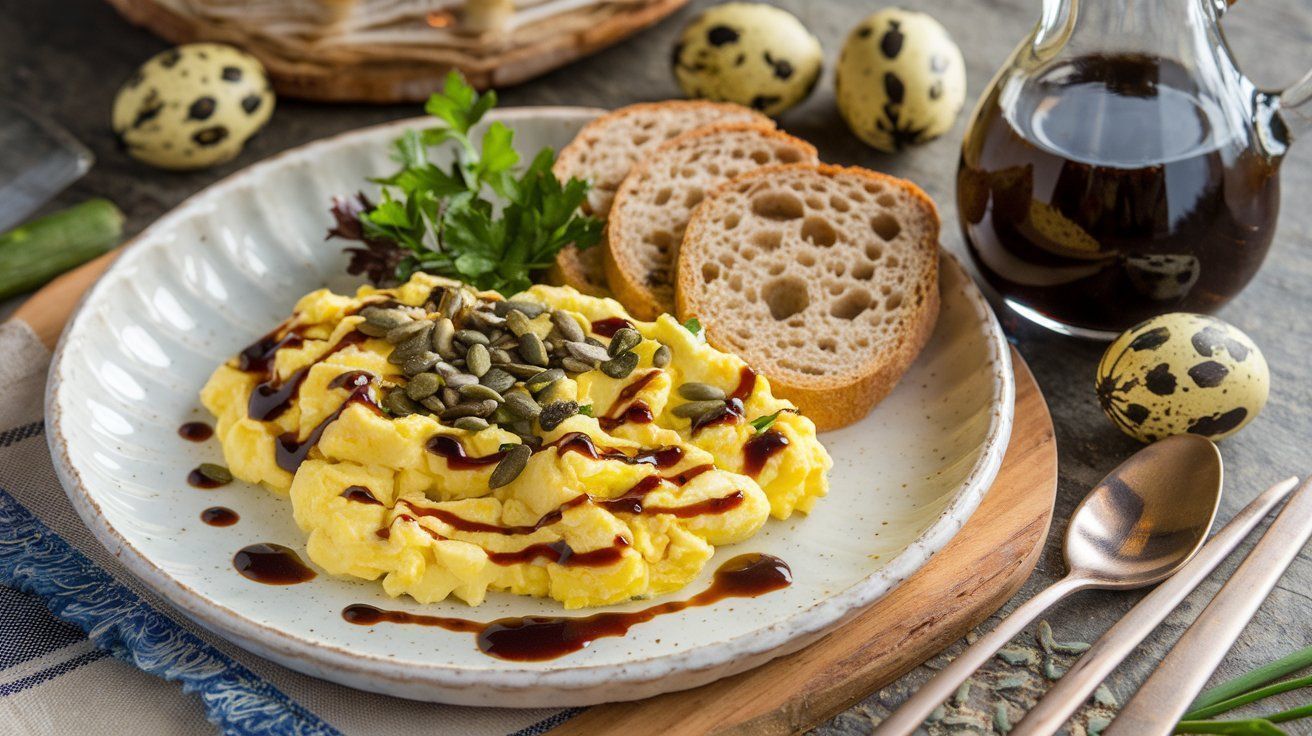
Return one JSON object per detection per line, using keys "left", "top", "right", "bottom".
{"left": 675, "top": 163, "right": 941, "bottom": 431}
{"left": 606, "top": 123, "right": 818, "bottom": 320}
{"left": 549, "top": 101, "right": 772, "bottom": 296}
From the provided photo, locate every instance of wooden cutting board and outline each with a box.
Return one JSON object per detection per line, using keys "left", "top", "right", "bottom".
{"left": 548, "top": 353, "right": 1057, "bottom": 736}
{"left": 12, "top": 256, "right": 1056, "bottom": 735}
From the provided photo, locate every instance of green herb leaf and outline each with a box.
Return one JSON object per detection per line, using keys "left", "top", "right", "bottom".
{"left": 750, "top": 410, "right": 783, "bottom": 433}
{"left": 578, "top": 404, "right": 594, "bottom": 417}
{"left": 683, "top": 317, "right": 702, "bottom": 336}
{"left": 332, "top": 71, "right": 601, "bottom": 295}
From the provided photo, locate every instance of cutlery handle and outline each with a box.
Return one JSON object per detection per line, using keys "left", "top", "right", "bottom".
{"left": 1105, "top": 476, "right": 1312, "bottom": 736}
{"left": 1011, "top": 476, "right": 1301, "bottom": 736}
{"left": 8, "top": 249, "right": 116, "bottom": 349}
{"left": 873, "top": 575, "right": 1089, "bottom": 735}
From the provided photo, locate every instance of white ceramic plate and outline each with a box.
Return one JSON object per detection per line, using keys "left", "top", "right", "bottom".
{"left": 48, "top": 108, "right": 1013, "bottom": 707}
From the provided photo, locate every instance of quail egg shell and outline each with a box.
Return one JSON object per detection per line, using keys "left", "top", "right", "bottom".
{"left": 835, "top": 9, "right": 966, "bottom": 152}
{"left": 1097, "top": 313, "right": 1269, "bottom": 443}
{"left": 672, "top": 2, "right": 822, "bottom": 116}
{"left": 112, "top": 43, "right": 275, "bottom": 170}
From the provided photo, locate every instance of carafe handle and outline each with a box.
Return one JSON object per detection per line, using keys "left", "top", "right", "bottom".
{"left": 1215, "top": 0, "right": 1312, "bottom": 149}
{"left": 1275, "top": 71, "right": 1312, "bottom": 142}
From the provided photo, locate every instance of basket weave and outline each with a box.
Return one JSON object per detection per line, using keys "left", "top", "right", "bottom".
{"left": 105, "top": 0, "right": 688, "bottom": 102}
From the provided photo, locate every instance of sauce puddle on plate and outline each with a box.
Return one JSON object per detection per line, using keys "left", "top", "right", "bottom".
{"left": 201, "top": 506, "right": 239, "bottom": 526}
{"left": 178, "top": 421, "right": 213, "bottom": 442}
{"left": 234, "top": 543, "right": 316, "bottom": 585}
{"left": 341, "top": 552, "right": 791, "bottom": 661}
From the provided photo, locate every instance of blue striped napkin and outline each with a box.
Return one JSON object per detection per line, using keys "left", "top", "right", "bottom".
{"left": 0, "top": 321, "right": 578, "bottom": 735}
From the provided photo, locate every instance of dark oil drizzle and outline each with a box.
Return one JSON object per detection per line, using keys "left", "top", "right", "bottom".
{"left": 187, "top": 467, "right": 229, "bottom": 489}
{"left": 248, "top": 331, "right": 369, "bottom": 422}
{"left": 201, "top": 506, "right": 239, "bottom": 526}
{"left": 178, "top": 421, "right": 213, "bottom": 442}
{"left": 743, "top": 429, "right": 790, "bottom": 477}
{"left": 233, "top": 543, "right": 316, "bottom": 584}
{"left": 589, "top": 317, "right": 634, "bottom": 338}
{"left": 427, "top": 430, "right": 683, "bottom": 471}
{"left": 340, "top": 552, "right": 791, "bottom": 661}
{"left": 426, "top": 435, "right": 508, "bottom": 470}
{"left": 236, "top": 325, "right": 303, "bottom": 373}
{"left": 597, "top": 369, "right": 663, "bottom": 431}
{"left": 341, "top": 485, "right": 384, "bottom": 505}
{"left": 485, "top": 535, "right": 629, "bottom": 567}
{"left": 275, "top": 372, "right": 381, "bottom": 473}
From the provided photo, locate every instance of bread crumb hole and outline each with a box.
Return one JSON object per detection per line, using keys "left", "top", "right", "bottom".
{"left": 831, "top": 289, "right": 872, "bottom": 320}
{"left": 751, "top": 150, "right": 769, "bottom": 165}
{"left": 819, "top": 338, "right": 836, "bottom": 353}
{"left": 762, "top": 276, "right": 809, "bottom": 321}
{"left": 829, "top": 260, "right": 846, "bottom": 276}
{"left": 856, "top": 337, "right": 870, "bottom": 348}
{"left": 787, "top": 317, "right": 804, "bottom": 328}
{"left": 724, "top": 213, "right": 740, "bottom": 230}
{"left": 684, "top": 188, "right": 704, "bottom": 208}
{"left": 802, "top": 217, "right": 838, "bottom": 247}
{"left": 729, "top": 274, "right": 743, "bottom": 291}
{"left": 806, "top": 196, "right": 823, "bottom": 209}
{"left": 681, "top": 167, "right": 696, "bottom": 178}
{"left": 778, "top": 149, "right": 804, "bottom": 163}
{"left": 853, "top": 262, "right": 875, "bottom": 280}
{"left": 634, "top": 134, "right": 651, "bottom": 146}
{"left": 724, "top": 167, "right": 742, "bottom": 179}
{"left": 708, "top": 163, "right": 721, "bottom": 176}
{"left": 864, "top": 182, "right": 884, "bottom": 195}
{"left": 752, "top": 192, "right": 804, "bottom": 220}
{"left": 798, "top": 252, "right": 816, "bottom": 267}
{"left": 877, "top": 193, "right": 896, "bottom": 207}
{"left": 872, "top": 213, "right": 901, "bottom": 241}
{"left": 753, "top": 230, "right": 783, "bottom": 251}
{"left": 886, "top": 255, "right": 900, "bottom": 268}
{"left": 745, "top": 287, "right": 757, "bottom": 302}
{"left": 718, "top": 252, "right": 734, "bottom": 266}
{"left": 701, "top": 263, "right": 720, "bottom": 283}
{"left": 830, "top": 196, "right": 851, "bottom": 213}
{"left": 885, "top": 292, "right": 903, "bottom": 310}
{"left": 646, "top": 230, "right": 675, "bottom": 251}
{"left": 654, "top": 188, "right": 672, "bottom": 206}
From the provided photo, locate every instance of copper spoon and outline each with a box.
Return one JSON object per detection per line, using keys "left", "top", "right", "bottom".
{"left": 874, "top": 434, "right": 1223, "bottom": 735}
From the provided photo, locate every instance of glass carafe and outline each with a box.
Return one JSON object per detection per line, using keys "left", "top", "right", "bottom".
{"left": 958, "top": 0, "right": 1312, "bottom": 339}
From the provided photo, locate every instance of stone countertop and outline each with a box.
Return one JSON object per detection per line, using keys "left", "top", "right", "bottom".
{"left": 3, "top": 0, "right": 1312, "bottom": 733}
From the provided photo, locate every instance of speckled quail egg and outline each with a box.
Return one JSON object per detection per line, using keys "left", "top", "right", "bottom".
{"left": 835, "top": 9, "right": 966, "bottom": 151}
{"left": 112, "top": 43, "right": 275, "bottom": 170}
{"left": 1097, "top": 313, "right": 1269, "bottom": 443}
{"left": 671, "top": 3, "right": 822, "bottom": 116}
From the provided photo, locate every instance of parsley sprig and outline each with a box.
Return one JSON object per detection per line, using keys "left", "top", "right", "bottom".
{"left": 328, "top": 72, "right": 602, "bottom": 295}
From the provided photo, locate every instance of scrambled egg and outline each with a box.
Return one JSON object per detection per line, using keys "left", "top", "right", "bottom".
{"left": 202, "top": 273, "right": 831, "bottom": 608}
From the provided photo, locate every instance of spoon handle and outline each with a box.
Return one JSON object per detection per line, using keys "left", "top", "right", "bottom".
{"left": 1010, "top": 476, "right": 1301, "bottom": 735}
{"left": 872, "top": 575, "right": 1089, "bottom": 735}
{"left": 1105, "top": 476, "right": 1312, "bottom": 736}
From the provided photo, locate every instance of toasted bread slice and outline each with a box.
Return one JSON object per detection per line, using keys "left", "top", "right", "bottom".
{"left": 675, "top": 164, "right": 940, "bottom": 430}
{"left": 549, "top": 101, "right": 773, "bottom": 296}
{"left": 605, "top": 124, "right": 818, "bottom": 319}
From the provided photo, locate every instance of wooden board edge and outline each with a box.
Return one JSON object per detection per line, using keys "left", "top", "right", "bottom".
{"left": 550, "top": 352, "right": 1056, "bottom": 736}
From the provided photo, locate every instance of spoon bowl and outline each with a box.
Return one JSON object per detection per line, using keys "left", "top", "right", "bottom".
{"left": 1065, "top": 433, "right": 1223, "bottom": 589}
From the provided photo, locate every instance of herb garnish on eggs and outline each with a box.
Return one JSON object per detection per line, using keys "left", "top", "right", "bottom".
{"left": 328, "top": 72, "right": 602, "bottom": 295}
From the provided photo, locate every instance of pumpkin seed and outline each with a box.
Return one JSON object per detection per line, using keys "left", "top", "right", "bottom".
{"left": 385, "top": 320, "right": 430, "bottom": 345}
{"left": 455, "top": 329, "right": 489, "bottom": 346}
{"left": 672, "top": 400, "right": 725, "bottom": 419}
{"left": 362, "top": 307, "right": 411, "bottom": 331}
{"left": 560, "top": 357, "right": 596, "bottom": 374}
{"left": 678, "top": 382, "right": 726, "bottom": 401}
{"left": 441, "top": 399, "right": 498, "bottom": 420}
{"left": 489, "top": 405, "right": 517, "bottom": 425}
{"left": 538, "top": 400, "right": 579, "bottom": 431}
{"left": 496, "top": 300, "right": 546, "bottom": 318}
{"left": 480, "top": 368, "right": 516, "bottom": 394}
{"left": 518, "top": 333, "right": 549, "bottom": 366}
{"left": 397, "top": 323, "right": 435, "bottom": 354}
{"left": 489, "top": 347, "right": 512, "bottom": 365}
{"left": 384, "top": 389, "right": 420, "bottom": 417}
{"left": 585, "top": 336, "right": 606, "bottom": 348}
{"left": 437, "top": 288, "right": 463, "bottom": 318}
{"left": 447, "top": 373, "right": 481, "bottom": 390}
{"left": 502, "top": 362, "right": 546, "bottom": 379}
{"left": 431, "top": 317, "right": 456, "bottom": 358}
{"left": 653, "top": 344, "right": 671, "bottom": 368}
{"left": 607, "top": 327, "right": 642, "bottom": 357}
{"left": 507, "top": 419, "right": 535, "bottom": 436}
{"left": 601, "top": 351, "right": 639, "bottom": 379}
{"left": 357, "top": 322, "right": 389, "bottom": 338}
{"left": 433, "top": 361, "right": 460, "bottom": 379}
{"left": 440, "top": 387, "right": 461, "bottom": 407}
{"left": 565, "top": 340, "right": 610, "bottom": 364}
{"left": 452, "top": 416, "right": 489, "bottom": 432}
{"left": 467, "top": 310, "right": 505, "bottom": 329}
{"left": 387, "top": 342, "right": 426, "bottom": 365}
{"left": 489, "top": 444, "right": 532, "bottom": 488}
{"left": 525, "top": 368, "right": 565, "bottom": 393}
{"left": 420, "top": 395, "right": 446, "bottom": 413}
{"left": 402, "top": 351, "right": 441, "bottom": 376}
{"left": 551, "top": 311, "right": 585, "bottom": 342}
{"left": 460, "top": 384, "right": 504, "bottom": 403}
{"left": 197, "top": 462, "right": 233, "bottom": 485}
{"left": 504, "top": 392, "right": 541, "bottom": 419}
{"left": 405, "top": 372, "right": 443, "bottom": 400}
{"left": 466, "top": 343, "right": 492, "bottom": 377}
{"left": 504, "top": 309, "right": 533, "bottom": 337}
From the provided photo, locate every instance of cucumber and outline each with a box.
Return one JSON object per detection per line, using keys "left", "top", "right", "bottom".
{"left": 0, "top": 198, "right": 124, "bottom": 299}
